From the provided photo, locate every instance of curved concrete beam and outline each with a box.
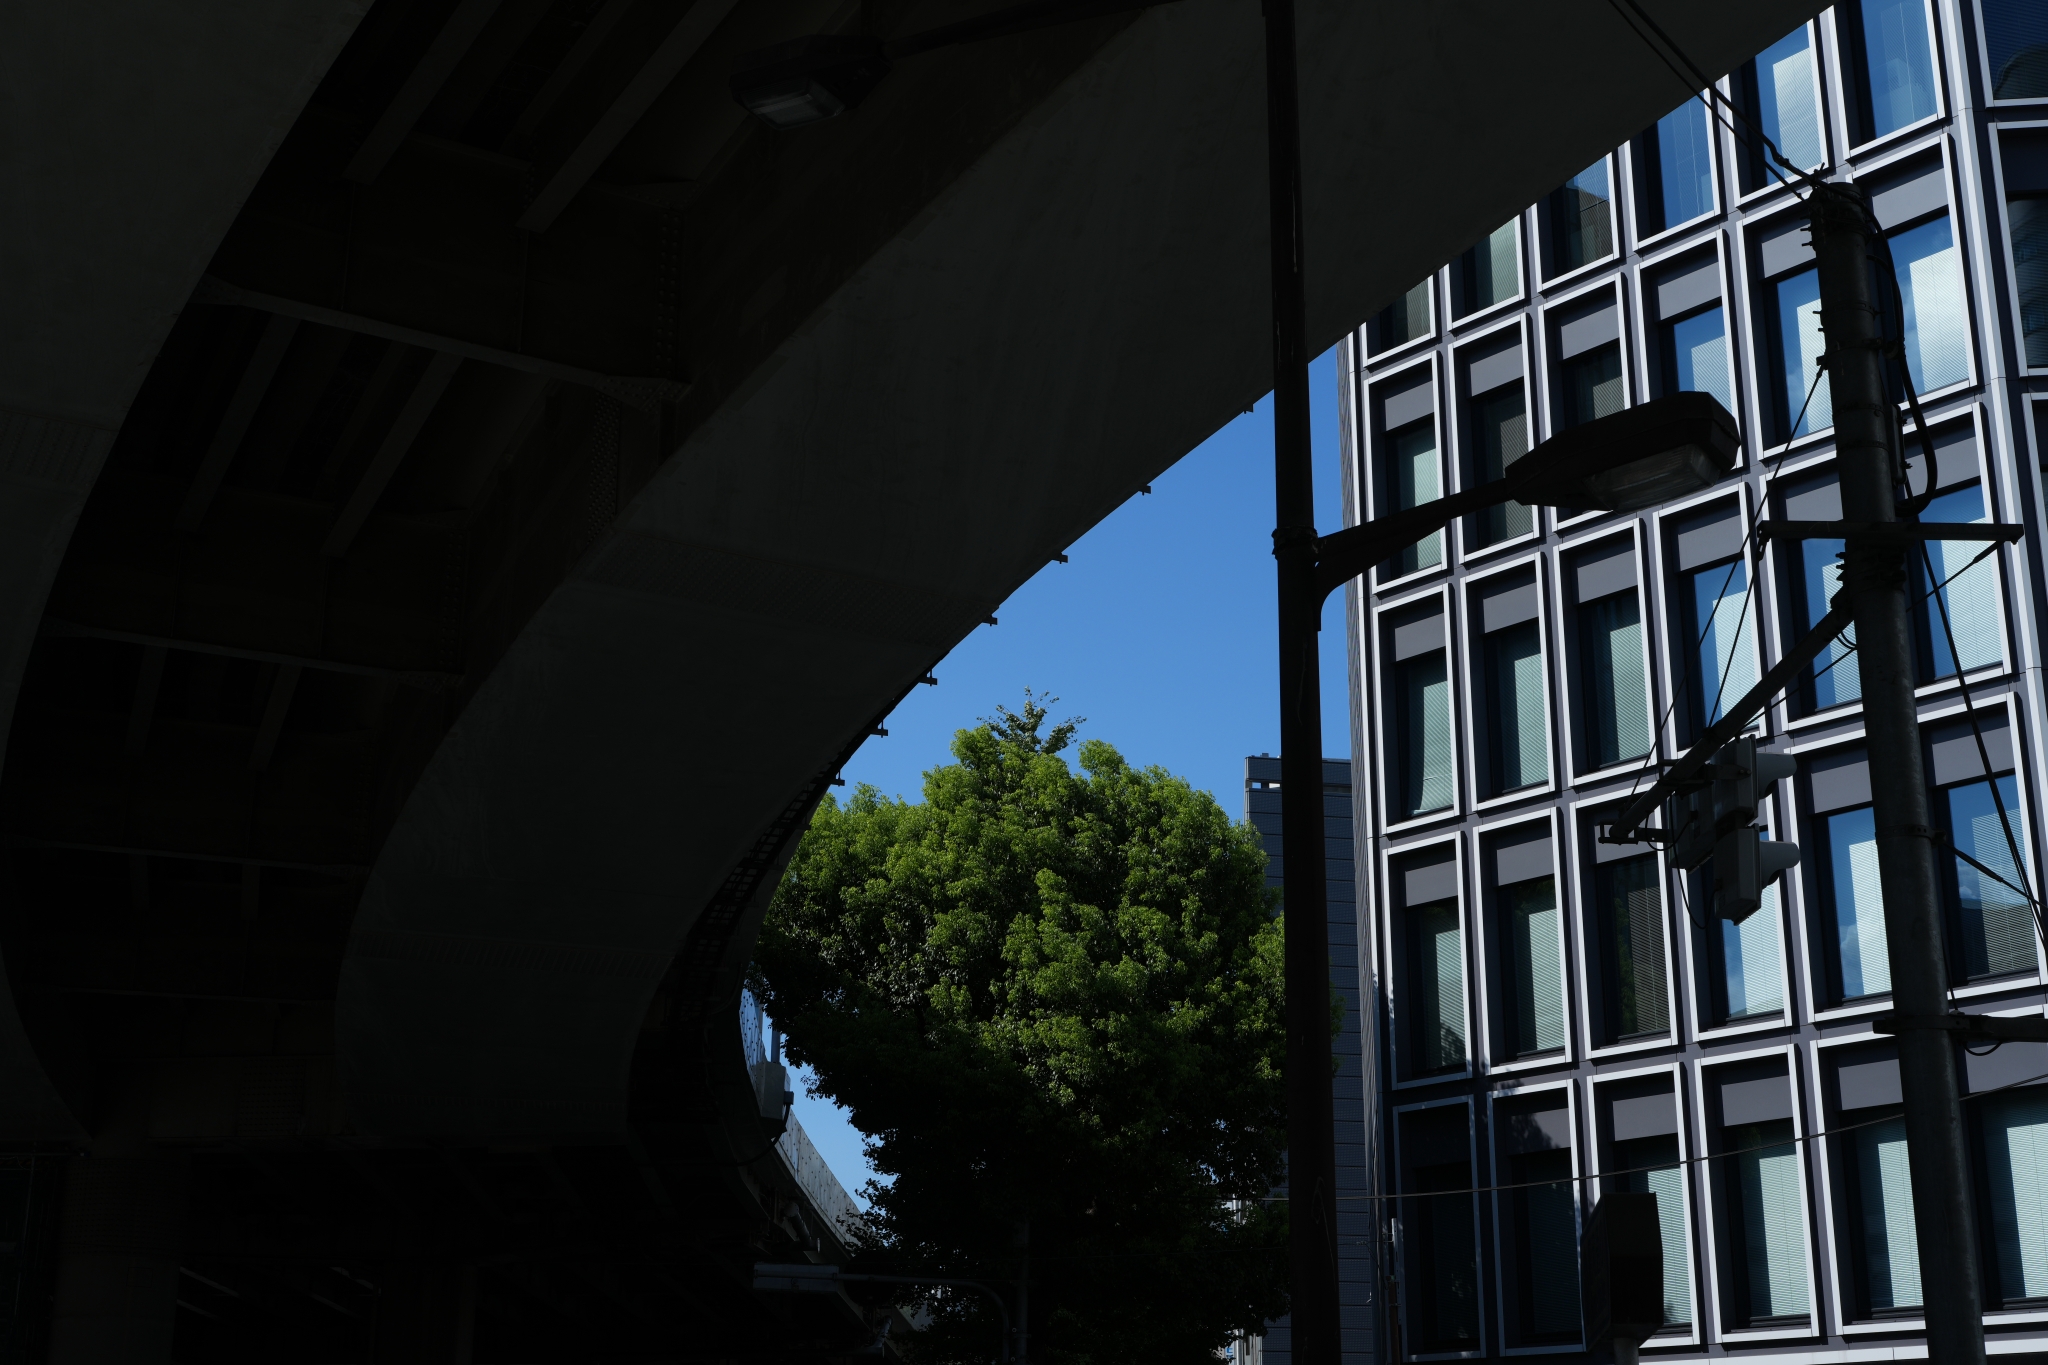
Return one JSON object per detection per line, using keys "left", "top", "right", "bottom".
{"left": 336, "top": 0, "right": 1819, "bottom": 1138}
{"left": 0, "top": 2, "right": 371, "bottom": 1137}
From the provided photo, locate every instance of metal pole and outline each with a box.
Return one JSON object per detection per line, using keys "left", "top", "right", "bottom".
{"left": 1262, "top": 1, "right": 1340, "bottom": 1360}
{"left": 1811, "top": 182, "right": 1985, "bottom": 1365}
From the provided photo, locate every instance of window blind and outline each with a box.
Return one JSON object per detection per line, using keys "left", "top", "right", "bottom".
{"left": 1399, "top": 654, "right": 1454, "bottom": 817}
{"left": 1828, "top": 806, "right": 1891, "bottom": 998}
{"left": 1582, "top": 593, "right": 1650, "bottom": 766}
{"left": 1617, "top": 1134, "right": 1692, "bottom": 1326}
{"left": 1390, "top": 423, "right": 1441, "bottom": 574}
{"left": 1855, "top": 1116, "right": 1921, "bottom": 1310}
{"left": 1721, "top": 884, "right": 1785, "bottom": 1019}
{"left": 1487, "top": 621, "right": 1547, "bottom": 792}
{"left": 1801, "top": 535, "right": 1861, "bottom": 705}
{"left": 1985, "top": 1088, "right": 2048, "bottom": 1303}
{"left": 1600, "top": 854, "right": 1667, "bottom": 1038}
{"left": 1410, "top": 900, "right": 1465, "bottom": 1073}
{"left": 1470, "top": 387, "right": 1531, "bottom": 545}
{"left": 1730, "top": 1119, "right": 1809, "bottom": 1321}
{"left": 1506, "top": 878, "right": 1566, "bottom": 1054}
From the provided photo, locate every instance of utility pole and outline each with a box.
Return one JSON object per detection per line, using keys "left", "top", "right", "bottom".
{"left": 1810, "top": 182, "right": 1985, "bottom": 1365}
{"left": 1260, "top": 0, "right": 1341, "bottom": 1360}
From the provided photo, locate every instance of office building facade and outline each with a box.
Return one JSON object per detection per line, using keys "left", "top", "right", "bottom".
{"left": 1338, "top": 1, "right": 2048, "bottom": 1359}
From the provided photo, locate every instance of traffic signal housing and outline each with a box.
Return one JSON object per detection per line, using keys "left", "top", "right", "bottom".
{"left": 1710, "top": 737, "right": 1799, "bottom": 924}
{"left": 1657, "top": 737, "right": 1798, "bottom": 922}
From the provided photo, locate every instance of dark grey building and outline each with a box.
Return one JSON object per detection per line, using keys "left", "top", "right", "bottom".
{"left": 1339, "top": 1, "right": 2048, "bottom": 1361}
{"left": 1241, "top": 755, "right": 1373, "bottom": 1365}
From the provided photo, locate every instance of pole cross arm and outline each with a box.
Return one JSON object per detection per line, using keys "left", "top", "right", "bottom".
{"left": 1313, "top": 392, "right": 1738, "bottom": 601}
{"left": 1605, "top": 599, "right": 1856, "bottom": 843}
{"left": 1874, "top": 1013, "right": 2048, "bottom": 1043}
{"left": 1757, "top": 520, "right": 2025, "bottom": 545}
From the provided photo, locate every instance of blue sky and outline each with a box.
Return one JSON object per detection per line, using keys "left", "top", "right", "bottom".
{"left": 780, "top": 347, "right": 1350, "bottom": 1204}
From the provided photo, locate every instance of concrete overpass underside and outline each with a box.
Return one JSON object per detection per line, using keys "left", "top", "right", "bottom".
{"left": 0, "top": 0, "right": 1816, "bottom": 1358}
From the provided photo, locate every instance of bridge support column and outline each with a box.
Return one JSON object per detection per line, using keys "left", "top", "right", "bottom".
{"left": 45, "top": 1151, "right": 188, "bottom": 1365}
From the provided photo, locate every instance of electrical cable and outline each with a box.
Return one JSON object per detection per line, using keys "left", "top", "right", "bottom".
{"left": 1621, "top": 358, "right": 1827, "bottom": 814}
{"left": 1599, "top": 0, "right": 1816, "bottom": 201}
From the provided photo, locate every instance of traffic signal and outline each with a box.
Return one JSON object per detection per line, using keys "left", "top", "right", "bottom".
{"left": 1712, "top": 826, "right": 1803, "bottom": 923}
{"left": 1710, "top": 737, "right": 1800, "bottom": 924}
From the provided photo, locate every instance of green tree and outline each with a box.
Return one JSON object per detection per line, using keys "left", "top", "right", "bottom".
{"left": 752, "top": 695, "right": 1289, "bottom": 1365}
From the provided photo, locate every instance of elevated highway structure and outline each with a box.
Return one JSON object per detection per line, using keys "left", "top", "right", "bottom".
{"left": 0, "top": 0, "right": 1817, "bottom": 1358}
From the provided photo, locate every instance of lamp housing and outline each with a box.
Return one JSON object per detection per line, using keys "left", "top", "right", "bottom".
{"left": 730, "top": 37, "right": 891, "bottom": 128}
{"left": 1515, "top": 391, "right": 1739, "bottom": 513}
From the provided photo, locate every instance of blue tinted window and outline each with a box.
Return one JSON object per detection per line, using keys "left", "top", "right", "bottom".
{"left": 1754, "top": 28, "right": 1824, "bottom": 174}
{"left": 1945, "top": 775, "right": 2032, "bottom": 980}
{"left": 1859, "top": 0, "right": 1938, "bottom": 139}
{"left": 1828, "top": 804, "right": 1890, "bottom": 999}
{"left": 1656, "top": 100, "right": 1715, "bottom": 227}
{"left": 1917, "top": 484, "right": 2002, "bottom": 678}
{"left": 1891, "top": 215, "right": 1970, "bottom": 392}
{"left": 1801, "top": 536, "right": 1860, "bottom": 707}
{"left": 1684, "top": 559, "right": 1757, "bottom": 731}
{"left": 1773, "top": 267, "right": 1833, "bottom": 438}
{"left": 1669, "top": 307, "right": 1732, "bottom": 413}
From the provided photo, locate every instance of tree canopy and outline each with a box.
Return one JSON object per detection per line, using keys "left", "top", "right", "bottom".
{"left": 751, "top": 695, "right": 1289, "bottom": 1365}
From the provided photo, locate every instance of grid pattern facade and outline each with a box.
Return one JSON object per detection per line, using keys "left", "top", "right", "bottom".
{"left": 1242, "top": 756, "right": 1373, "bottom": 1365}
{"left": 1338, "top": 1, "right": 2048, "bottom": 1360}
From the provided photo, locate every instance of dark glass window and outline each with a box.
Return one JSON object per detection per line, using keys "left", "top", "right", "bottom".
{"left": 1612, "top": 1133, "right": 1693, "bottom": 1327}
{"left": 1937, "top": 766, "right": 2032, "bottom": 982}
{"left": 1481, "top": 621, "right": 1546, "bottom": 795}
{"left": 1380, "top": 418, "right": 1442, "bottom": 576}
{"left": 1394, "top": 651, "right": 1453, "bottom": 819}
{"left": 1452, "top": 221, "right": 1520, "bottom": 317}
{"left": 1578, "top": 591, "right": 1650, "bottom": 768}
{"left": 1506, "top": 1149, "right": 1580, "bottom": 1342}
{"left": 1559, "top": 340, "right": 1624, "bottom": 430}
{"left": 1465, "top": 386, "right": 1531, "bottom": 548}
{"left": 1545, "top": 159, "right": 1615, "bottom": 277}
{"left": 2003, "top": 131, "right": 2048, "bottom": 367}
{"left": 1408, "top": 1157, "right": 1480, "bottom": 1350}
{"left": 1369, "top": 279, "right": 1433, "bottom": 354}
{"left": 1985, "top": 0, "right": 2048, "bottom": 98}
{"left": 1499, "top": 877, "right": 1565, "bottom": 1057}
{"left": 1403, "top": 898, "right": 1465, "bottom": 1074}
{"left": 1978, "top": 1086, "right": 2048, "bottom": 1305}
{"left": 1595, "top": 853, "right": 1667, "bottom": 1041}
